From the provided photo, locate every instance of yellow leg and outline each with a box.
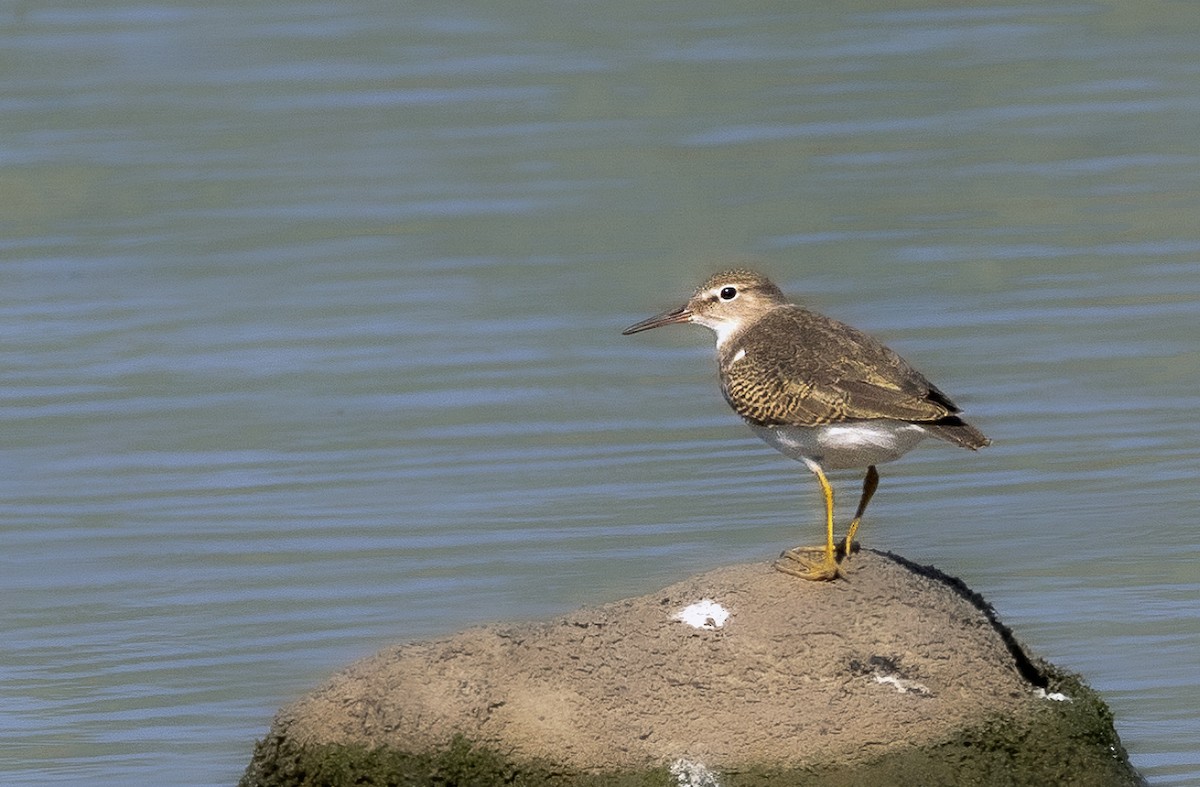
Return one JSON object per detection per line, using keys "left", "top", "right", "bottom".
{"left": 775, "top": 460, "right": 840, "bottom": 581}
{"left": 840, "top": 465, "right": 879, "bottom": 560}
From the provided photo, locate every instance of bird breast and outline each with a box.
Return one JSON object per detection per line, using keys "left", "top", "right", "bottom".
{"left": 749, "top": 421, "right": 929, "bottom": 470}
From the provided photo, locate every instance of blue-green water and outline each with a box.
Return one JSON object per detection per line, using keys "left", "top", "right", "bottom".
{"left": 3, "top": 2, "right": 1199, "bottom": 784}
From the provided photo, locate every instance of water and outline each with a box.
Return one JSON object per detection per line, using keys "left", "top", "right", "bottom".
{"left": 3, "top": 2, "right": 1199, "bottom": 784}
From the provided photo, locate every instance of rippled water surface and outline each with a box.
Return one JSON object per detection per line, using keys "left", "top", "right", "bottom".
{"left": 3, "top": 2, "right": 1200, "bottom": 784}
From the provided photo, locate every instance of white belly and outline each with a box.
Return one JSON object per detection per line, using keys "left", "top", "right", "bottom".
{"left": 750, "top": 421, "right": 929, "bottom": 470}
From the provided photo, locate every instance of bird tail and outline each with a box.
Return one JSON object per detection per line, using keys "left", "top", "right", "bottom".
{"left": 923, "top": 416, "right": 990, "bottom": 450}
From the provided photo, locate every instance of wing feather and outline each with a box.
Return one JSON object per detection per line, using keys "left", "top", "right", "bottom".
{"left": 718, "top": 306, "right": 958, "bottom": 427}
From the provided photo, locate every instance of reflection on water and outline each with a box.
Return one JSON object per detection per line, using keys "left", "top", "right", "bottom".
{"left": 3, "top": 2, "right": 1199, "bottom": 785}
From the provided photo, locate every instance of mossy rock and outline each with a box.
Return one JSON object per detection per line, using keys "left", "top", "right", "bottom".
{"left": 242, "top": 552, "right": 1143, "bottom": 786}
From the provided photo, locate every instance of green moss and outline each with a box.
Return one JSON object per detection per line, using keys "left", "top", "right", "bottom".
{"left": 239, "top": 732, "right": 679, "bottom": 787}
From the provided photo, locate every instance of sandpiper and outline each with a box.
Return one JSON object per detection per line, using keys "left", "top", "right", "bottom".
{"left": 623, "top": 269, "right": 989, "bottom": 581}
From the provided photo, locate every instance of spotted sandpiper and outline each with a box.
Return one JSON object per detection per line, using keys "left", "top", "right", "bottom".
{"left": 623, "top": 269, "right": 989, "bottom": 581}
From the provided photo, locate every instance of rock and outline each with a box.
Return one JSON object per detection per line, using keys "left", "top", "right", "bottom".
{"left": 241, "top": 550, "right": 1143, "bottom": 786}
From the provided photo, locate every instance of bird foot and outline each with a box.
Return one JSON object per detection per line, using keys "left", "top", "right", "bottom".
{"left": 774, "top": 545, "right": 842, "bottom": 581}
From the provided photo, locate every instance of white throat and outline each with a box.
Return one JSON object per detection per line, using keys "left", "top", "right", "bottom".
{"left": 691, "top": 313, "right": 744, "bottom": 349}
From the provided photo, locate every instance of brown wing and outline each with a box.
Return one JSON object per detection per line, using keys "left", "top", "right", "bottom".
{"left": 718, "top": 306, "right": 960, "bottom": 428}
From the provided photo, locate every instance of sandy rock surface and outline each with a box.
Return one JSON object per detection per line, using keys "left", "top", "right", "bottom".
{"left": 267, "top": 551, "right": 1054, "bottom": 772}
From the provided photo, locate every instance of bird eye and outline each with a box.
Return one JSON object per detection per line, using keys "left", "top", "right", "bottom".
{"left": 719, "top": 286, "right": 737, "bottom": 301}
